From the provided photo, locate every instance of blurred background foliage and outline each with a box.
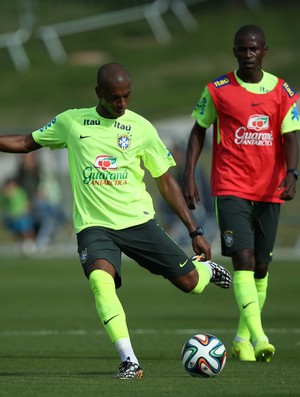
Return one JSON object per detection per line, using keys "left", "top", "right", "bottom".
{"left": 0, "top": 0, "right": 300, "bottom": 127}
{"left": 0, "top": 0, "right": 299, "bottom": 252}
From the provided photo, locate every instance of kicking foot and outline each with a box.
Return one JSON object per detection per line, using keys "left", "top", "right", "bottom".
{"left": 191, "top": 255, "right": 232, "bottom": 288}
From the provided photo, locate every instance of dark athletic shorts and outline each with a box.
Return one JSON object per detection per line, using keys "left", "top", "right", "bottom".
{"left": 76, "top": 219, "right": 195, "bottom": 288}
{"left": 215, "top": 196, "right": 280, "bottom": 264}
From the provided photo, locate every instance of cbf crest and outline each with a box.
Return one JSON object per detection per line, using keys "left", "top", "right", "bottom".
{"left": 118, "top": 134, "right": 131, "bottom": 150}
{"left": 80, "top": 248, "right": 88, "bottom": 264}
{"left": 224, "top": 230, "right": 234, "bottom": 248}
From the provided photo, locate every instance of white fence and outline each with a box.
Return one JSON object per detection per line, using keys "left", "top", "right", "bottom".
{"left": 0, "top": 0, "right": 262, "bottom": 71}
{"left": 0, "top": 0, "right": 34, "bottom": 71}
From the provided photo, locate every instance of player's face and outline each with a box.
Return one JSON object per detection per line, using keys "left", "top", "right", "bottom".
{"left": 233, "top": 33, "right": 267, "bottom": 75}
{"left": 96, "top": 80, "right": 131, "bottom": 119}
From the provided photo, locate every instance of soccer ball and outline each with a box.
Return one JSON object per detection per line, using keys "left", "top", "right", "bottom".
{"left": 181, "top": 333, "right": 227, "bottom": 378}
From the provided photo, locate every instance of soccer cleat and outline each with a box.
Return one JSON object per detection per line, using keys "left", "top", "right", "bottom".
{"left": 254, "top": 339, "right": 275, "bottom": 363}
{"left": 209, "top": 261, "right": 232, "bottom": 288}
{"left": 191, "top": 255, "right": 232, "bottom": 288}
{"left": 115, "top": 357, "right": 143, "bottom": 379}
{"left": 232, "top": 339, "right": 256, "bottom": 361}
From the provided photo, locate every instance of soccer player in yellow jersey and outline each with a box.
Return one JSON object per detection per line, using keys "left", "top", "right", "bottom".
{"left": 0, "top": 63, "right": 232, "bottom": 378}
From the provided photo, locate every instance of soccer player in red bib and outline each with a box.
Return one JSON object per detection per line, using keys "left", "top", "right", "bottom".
{"left": 183, "top": 25, "right": 300, "bottom": 362}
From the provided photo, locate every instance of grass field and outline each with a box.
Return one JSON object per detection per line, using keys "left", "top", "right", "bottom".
{"left": 0, "top": 256, "right": 299, "bottom": 396}
{"left": 0, "top": 3, "right": 299, "bottom": 395}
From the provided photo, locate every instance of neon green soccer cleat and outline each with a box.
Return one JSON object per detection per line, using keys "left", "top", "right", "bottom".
{"left": 232, "top": 339, "right": 256, "bottom": 361}
{"left": 254, "top": 339, "right": 275, "bottom": 363}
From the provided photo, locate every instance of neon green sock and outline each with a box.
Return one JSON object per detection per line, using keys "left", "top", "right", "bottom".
{"left": 89, "top": 270, "right": 129, "bottom": 343}
{"left": 255, "top": 273, "right": 268, "bottom": 310}
{"left": 235, "top": 272, "right": 269, "bottom": 339}
{"left": 235, "top": 317, "right": 250, "bottom": 340}
{"left": 234, "top": 270, "right": 267, "bottom": 341}
{"left": 190, "top": 260, "right": 211, "bottom": 294}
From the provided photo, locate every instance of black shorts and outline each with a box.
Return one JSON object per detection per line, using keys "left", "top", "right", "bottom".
{"left": 215, "top": 196, "right": 281, "bottom": 264}
{"left": 76, "top": 219, "right": 195, "bottom": 288}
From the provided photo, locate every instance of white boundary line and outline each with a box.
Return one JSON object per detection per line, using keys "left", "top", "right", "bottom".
{"left": 0, "top": 328, "right": 299, "bottom": 337}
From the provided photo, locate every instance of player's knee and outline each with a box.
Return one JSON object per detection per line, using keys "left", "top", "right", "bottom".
{"left": 254, "top": 263, "right": 269, "bottom": 279}
{"left": 86, "top": 259, "right": 116, "bottom": 279}
{"left": 232, "top": 249, "right": 255, "bottom": 270}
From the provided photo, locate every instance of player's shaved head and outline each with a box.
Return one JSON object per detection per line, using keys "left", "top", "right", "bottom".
{"left": 97, "top": 63, "right": 131, "bottom": 89}
{"left": 234, "top": 25, "right": 266, "bottom": 46}
{"left": 95, "top": 63, "right": 132, "bottom": 118}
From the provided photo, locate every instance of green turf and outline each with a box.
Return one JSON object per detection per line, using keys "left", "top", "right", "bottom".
{"left": 0, "top": 3, "right": 300, "bottom": 394}
{"left": 0, "top": 257, "right": 299, "bottom": 396}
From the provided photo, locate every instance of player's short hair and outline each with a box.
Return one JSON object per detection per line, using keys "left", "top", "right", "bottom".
{"left": 234, "top": 25, "right": 266, "bottom": 46}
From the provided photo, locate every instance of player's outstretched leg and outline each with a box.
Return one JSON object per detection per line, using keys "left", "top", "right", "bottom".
{"left": 191, "top": 255, "right": 232, "bottom": 288}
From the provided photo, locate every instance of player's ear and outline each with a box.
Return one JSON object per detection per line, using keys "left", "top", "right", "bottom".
{"left": 95, "top": 86, "right": 100, "bottom": 98}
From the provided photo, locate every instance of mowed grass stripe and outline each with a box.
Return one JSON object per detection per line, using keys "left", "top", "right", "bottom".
{"left": 1, "top": 328, "right": 300, "bottom": 336}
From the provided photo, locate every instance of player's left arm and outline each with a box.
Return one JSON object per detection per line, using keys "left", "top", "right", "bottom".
{"left": 155, "top": 171, "right": 211, "bottom": 259}
{"left": 278, "top": 102, "right": 300, "bottom": 200}
{"left": 278, "top": 131, "right": 299, "bottom": 200}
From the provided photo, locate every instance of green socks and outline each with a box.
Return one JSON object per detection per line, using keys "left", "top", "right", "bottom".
{"left": 234, "top": 270, "right": 268, "bottom": 342}
{"left": 89, "top": 270, "right": 129, "bottom": 343}
{"left": 89, "top": 269, "right": 139, "bottom": 363}
{"left": 255, "top": 273, "right": 268, "bottom": 311}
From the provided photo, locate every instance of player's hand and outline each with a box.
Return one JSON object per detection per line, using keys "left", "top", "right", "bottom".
{"left": 278, "top": 174, "right": 297, "bottom": 201}
{"left": 182, "top": 180, "right": 200, "bottom": 210}
{"left": 192, "top": 235, "right": 211, "bottom": 260}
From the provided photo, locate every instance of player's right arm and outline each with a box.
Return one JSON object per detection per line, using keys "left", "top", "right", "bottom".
{"left": 182, "top": 86, "right": 216, "bottom": 210}
{"left": 182, "top": 122, "right": 207, "bottom": 209}
{"left": 0, "top": 134, "right": 41, "bottom": 153}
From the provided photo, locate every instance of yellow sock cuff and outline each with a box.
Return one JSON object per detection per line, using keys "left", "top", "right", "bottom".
{"left": 255, "top": 272, "right": 268, "bottom": 311}
{"left": 190, "top": 261, "right": 211, "bottom": 294}
{"left": 234, "top": 270, "right": 254, "bottom": 284}
{"left": 255, "top": 273, "right": 268, "bottom": 291}
{"left": 89, "top": 269, "right": 114, "bottom": 291}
